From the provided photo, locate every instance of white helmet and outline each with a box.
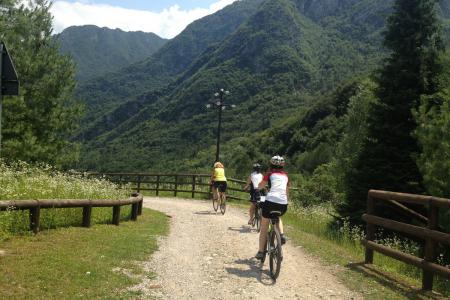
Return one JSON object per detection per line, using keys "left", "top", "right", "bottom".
{"left": 270, "top": 155, "right": 285, "bottom": 167}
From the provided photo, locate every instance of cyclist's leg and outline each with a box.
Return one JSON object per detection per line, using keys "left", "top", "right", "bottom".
{"left": 258, "top": 217, "right": 270, "bottom": 252}
{"left": 248, "top": 201, "right": 256, "bottom": 224}
{"left": 212, "top": 184, "right": 218, "bottom": 200}
{"left": 275, "top": 218, "right": 284, "bottom": 235}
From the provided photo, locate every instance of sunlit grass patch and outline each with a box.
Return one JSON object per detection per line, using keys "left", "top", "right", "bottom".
{"left": 0, "top": 208, "right": 169, "bottom": 299}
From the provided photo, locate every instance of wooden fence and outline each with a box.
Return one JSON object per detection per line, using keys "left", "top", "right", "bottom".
{"left": 0, "top": 194, "right": 144, "bottom": 234}
{"left": 362, "top": 189, "right": 450, "bottom": 290}
{"left": 85, "top": 172, "right": 250, "bottom": 201}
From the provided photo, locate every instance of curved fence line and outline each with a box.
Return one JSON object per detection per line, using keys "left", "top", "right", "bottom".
{"left": 0, "top": 194, "right": 144, "bottom": 233}
{"left": 363, "top": 189, "right": 450, "bottom": 291}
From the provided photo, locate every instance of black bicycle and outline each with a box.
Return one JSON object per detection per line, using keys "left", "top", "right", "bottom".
{"left": 261, "top": 210, "right": 283, "bottom": 280}
{"left": 212, "top": 186, "right": 219, "bottom": 212}
{"left": 251, "top": 200, "right": 262, "bottom": 232}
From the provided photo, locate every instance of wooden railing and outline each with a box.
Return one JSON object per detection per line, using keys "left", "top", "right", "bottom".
{"left": 362, "top": 190, "right": 450, "bottom": 291}
{"left": 85, "top": 172, "right": 250, "bottom": 201}
{"left": 0, "top": 194, "right": 144, "bottom": 234}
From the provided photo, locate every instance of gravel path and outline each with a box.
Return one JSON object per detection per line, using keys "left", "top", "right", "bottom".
{"left": 131, "top": 197, "right": 360, "bottom": 299}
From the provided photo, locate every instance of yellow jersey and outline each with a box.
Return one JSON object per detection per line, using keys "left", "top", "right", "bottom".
{"left": 213, "top": 167, "right": 227, "bottom": 181}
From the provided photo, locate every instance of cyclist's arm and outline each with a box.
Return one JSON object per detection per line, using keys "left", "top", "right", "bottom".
{"left": 210, "top": 169, "right": 215, "bottom": 184}
{"left": 286, "top": 179, "right": 291, "bottom": 202}
{"left": 258, "top": 179, "right": 267, "bottom": 190}
{"left": 243, "top": 175, "right": 252, "bottom": 191}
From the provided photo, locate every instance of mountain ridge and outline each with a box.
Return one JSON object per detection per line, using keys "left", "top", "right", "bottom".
{"left": 57, "top": 25, "right": 167, "bottom": 81}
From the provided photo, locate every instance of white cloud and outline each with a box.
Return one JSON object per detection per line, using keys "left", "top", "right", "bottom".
{"left": 50, "top": 0, "right": 238, "bottom": 39}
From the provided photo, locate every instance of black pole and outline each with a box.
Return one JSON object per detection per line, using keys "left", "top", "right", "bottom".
{"left": 215, "top": 93, "right": 223, "bottom": 162}
{"left": 0, "top": 43, "right": 3, "bottom": 156}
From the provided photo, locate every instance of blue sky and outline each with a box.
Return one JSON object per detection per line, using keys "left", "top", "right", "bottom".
{"left": 54, "top": 1, "right": 221, "bottom": 11}
{"left": 51, "top": 0, "right": 238, "bottom": 38}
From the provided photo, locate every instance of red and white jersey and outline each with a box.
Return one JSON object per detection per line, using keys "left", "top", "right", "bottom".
{"left": 263, "top": 170, "right": 289, "bottom": 205}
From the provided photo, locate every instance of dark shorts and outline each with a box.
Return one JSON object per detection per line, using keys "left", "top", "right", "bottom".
{"left": 261, "top": 201, "right": 287, "bottom": 219}
{"left": 213, "top": 181, "right": 227, "bottom": 192}
{"left": 249, "top": 188, "right": 261, "bottom": 202}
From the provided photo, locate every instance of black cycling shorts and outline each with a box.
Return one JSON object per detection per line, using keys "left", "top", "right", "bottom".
{"left": 213, "top": 181, "right": 227, "bottom": 192}
{"left": 249, "top": 188, "right": 261, "bottom": 202}
{"left": 261, "top": 200, "right": 287, "bottom": 219}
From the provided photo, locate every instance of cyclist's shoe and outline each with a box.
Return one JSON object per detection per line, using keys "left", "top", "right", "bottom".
{"left": 255, "top": 251, "right": 265, "bottom": 261}
{"left": 280, "top": 234, "right": 287, "bottom": 245}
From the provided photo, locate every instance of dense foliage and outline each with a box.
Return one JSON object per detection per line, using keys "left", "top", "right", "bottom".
{"left": 414, "top": 53, "right": 450, "bottom": 198}
{"left": 57, "top": 25, "right": 167, "bottom": 82}
{"left": 337, "top": 0, "right": 446, "bottom": 221}
{"left": 0, "top": 0, "right": 81, "bottom": 167}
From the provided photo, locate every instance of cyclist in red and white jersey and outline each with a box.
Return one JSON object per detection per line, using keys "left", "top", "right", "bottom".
{"left": 255, "top": 155, "right": 289, "bottom": 261}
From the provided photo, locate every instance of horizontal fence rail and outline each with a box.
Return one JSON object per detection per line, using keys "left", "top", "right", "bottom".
{"left": 85, "top": 172, "right": 250, "bottom": 201}
{"left": 84, "top": 172, "right": 297, "bottom": 202}
{"left": 363, "top": 189, "right": 450, "bottom": 291}
{"left": 0, "top": 194, "right": 144, "bottom": 233}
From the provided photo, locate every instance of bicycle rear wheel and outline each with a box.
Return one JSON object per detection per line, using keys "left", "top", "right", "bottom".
{"left": 220, "top": 193, "right": 226, "bottom": 215}
{"left": 212, "top": 188, "right": 219, "bottom": 212}
{"left": 269, "top": 226, "right": 282, "bottom": 280}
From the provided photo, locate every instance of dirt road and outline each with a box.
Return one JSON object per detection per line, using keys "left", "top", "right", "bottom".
{"left": 131, "top": 197, "right": 360, "bottom": 299}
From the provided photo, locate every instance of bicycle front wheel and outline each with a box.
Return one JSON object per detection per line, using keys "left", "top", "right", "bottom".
{"left": 269, "top": 227, "right": 282, "bottom": 280}
{"left": 220, "top": 193, "right": 226, "bottom": 215}
{"left": 212, "top": 188, "right": 219, "bottom": 212}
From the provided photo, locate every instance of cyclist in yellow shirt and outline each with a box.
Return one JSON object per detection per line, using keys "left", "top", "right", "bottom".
{"left": 211, "top": 162, "right": 227, "bottom": 200}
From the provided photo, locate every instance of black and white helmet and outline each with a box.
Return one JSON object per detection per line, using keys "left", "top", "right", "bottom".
{"left": 270, "top": 155, "right": 285, "bottom": 167}
{"left": 253, "top": 163, "right": 261, "bottom": 171}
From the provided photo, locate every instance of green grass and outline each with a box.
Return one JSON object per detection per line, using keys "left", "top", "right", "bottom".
{"left": 0, "top": 161, "right": 131, "bottom": 240}
{"left": 282, "top": 206, "right": 450, "bottom": 299}
{"left": 0, "top": 208, "right": 169, "bottom": 299}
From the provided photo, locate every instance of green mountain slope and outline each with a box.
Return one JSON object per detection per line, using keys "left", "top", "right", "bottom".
{"left": 75, "top": 0, "right": 265, "bottom": 123}
{"left": 57, "top": 25, "right": 167, "bottom": 81}
{"left": 74, "top": 0, "right": 450, "bottom": 172}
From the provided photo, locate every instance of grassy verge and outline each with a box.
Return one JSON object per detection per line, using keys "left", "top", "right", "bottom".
{"left": 0, "top": 161, "right": 131, "bottom": 240}
{"left": 282, "top": 207, "right": 449, "bottom": 299}
{"left": 0, "top": 208, "right": 169, "bottom": 299}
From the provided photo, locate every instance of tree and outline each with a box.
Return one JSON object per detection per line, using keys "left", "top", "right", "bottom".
{"left": 0, "top": 0, "right": 81, "bottom": 167}
{"left": 339, "top": 0, "right": 445, "bottom": 222}
{"left": 414, "top": 53, "right": 450, "bottom": 198}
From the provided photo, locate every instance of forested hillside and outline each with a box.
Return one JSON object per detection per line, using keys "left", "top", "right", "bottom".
{"left": 73, "top": 0, "right": 450, "bottom": 174}
{"left": 57, "top": 25, "right": 167, "bottom": 81}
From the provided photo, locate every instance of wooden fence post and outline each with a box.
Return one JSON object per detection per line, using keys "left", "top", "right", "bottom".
{"left": 174, "top": 175, "right": 178, "bottom": 197}
{"left": 131, "top": 203, "right": 138, "bottom": 221}
{"left": 365, "top": 194, "right": 375, "bottom": 264}
{"left": 82, "top": 205, "right": 92, "bottom": 227}
{"left": 192, "top": 175, "right": 196, "bottom": 198}
{"left": 29, "top": 206, "right": 40, "bottom": 234}
{"left": 112, "top": 206, "right": 121, "bottom": 225}
{"left": 137, "top": 175, "right": 141, "bottom": 193}
{"left": 138, "top": 199, "right": 143, "bottom": 216}
{"left": 156, "top": 175, "right": 160, "bottom": 196}
{"left": 422, "top": 202, "right": 439, "bottom": 290}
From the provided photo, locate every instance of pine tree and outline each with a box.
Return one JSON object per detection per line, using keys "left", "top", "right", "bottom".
{"left": 338, "top": 0, "right": 445, "bottom": 222}
{"left": 0, "top": 0, "right": 81, "bottom": 167}
{"left": 414, "top": 53, "right": 450, "bottom": 198}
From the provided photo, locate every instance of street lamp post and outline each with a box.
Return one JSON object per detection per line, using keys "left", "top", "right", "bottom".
{"left": 206, "top": 88, "right": 234, "bottom": 162}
